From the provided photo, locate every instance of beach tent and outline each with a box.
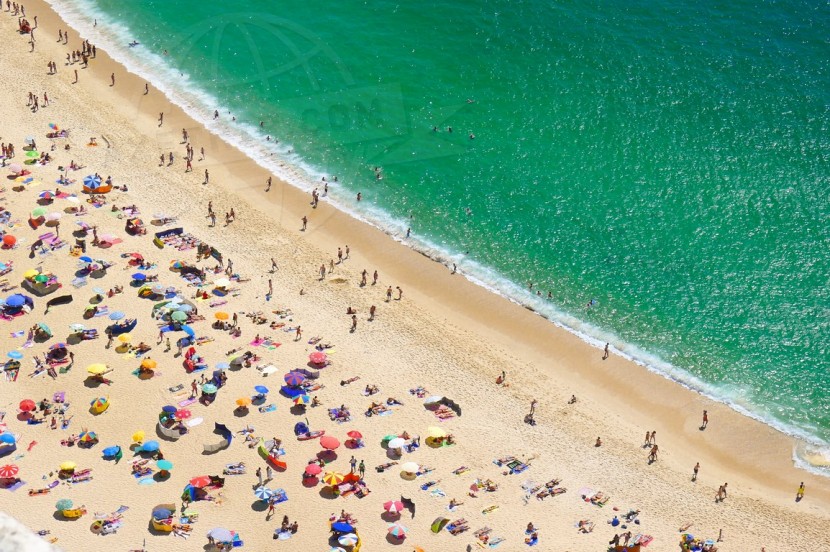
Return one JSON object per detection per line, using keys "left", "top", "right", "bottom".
{"left": 202, "top": 422, "right": 232, "bottom": 453}
{"left": 431, "top": 517, "right": 449, "bottom": 533}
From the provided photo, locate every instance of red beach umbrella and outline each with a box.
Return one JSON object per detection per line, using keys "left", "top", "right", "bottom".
{"left": 175, "top": 409, "right": 192, "bottom": 420}
{"left": 189, "top": 475, "right": 211, "bottom": 488}
{"left": 19, "top": 399, "right": 36, "bottom": 412}
{"left": 0, "top": 464, "right": 19, "bottom": 478}
{"left": 346, "top": 430, "right": 362, "bottom": 439}
{"left": 283, "top": 371, "right": 306, "bottom": 386}
{"left": 319, "top": 436, "right": 340, "bottom": 450}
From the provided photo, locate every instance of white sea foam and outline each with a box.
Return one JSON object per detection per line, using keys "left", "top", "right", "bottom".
{"left": 45, "top": 0, "right": 830, "bottom": 477}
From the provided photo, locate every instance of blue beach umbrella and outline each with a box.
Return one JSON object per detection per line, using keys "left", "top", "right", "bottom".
{"left": 79, "top": 256, "right": 93, "bottom": 263}
{"left": 0, "top": 433, "right": 15, "bottom": 444}
{"left": 102, "top": 445, "right": 121, "bottom": 457}
{"left": 5, "top": 295, "right": 25, "bottom": 308}
{"left": 109, "top": 311, "right": 125, "bottom": 320}
{"left": 181, "top": 324, "right": 195, "bottom": 337}
{"left": 55, "top": 499, "right": 73, "bottom": 511}
{"left": 161, "top": 405, "right": 177, "bottom": 414}
{"left": 156, "top": 459, "right": 173, "bottom": 471}
{"left": 83, "top": 175, "right": 101, "bottom": 187}
{"left": 216, "top": 362, "right": 230, "bottom": 370}
{"left": 254, "top": 486, "right": 273, "bottom": 501}
{"left": 131, "top": 273, "right": 146, "bottom": 281}
{"left": 141, "top": 440, "right": 160, "bottom": 452}
{"left": 202, "top": 383, "right": 218, "bottom": 394}
{"left": 331, "top": 521, "right": 353, "bottom": 533}
{"left": 254, "top": 385, "right": 269, "bottom": 395}
{"left": 207, "top": 528, "right": 233, "bottom": 543}
{"left": 7, "top": 351, "right": 23, "bottom": 359}
{"left": 153, "top": 506, "right": 173, "bottom": 518}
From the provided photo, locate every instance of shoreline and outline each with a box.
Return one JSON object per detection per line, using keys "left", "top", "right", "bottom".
{"left": 41, "top": 0, "right": 830, "bottom": 463}
{"left": 1, "top": 1, "right": 828, "bottom": 550}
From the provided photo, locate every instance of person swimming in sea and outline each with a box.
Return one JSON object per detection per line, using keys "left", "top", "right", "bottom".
{"left": 128, "top": 40, "right": 139, "bottom": 47}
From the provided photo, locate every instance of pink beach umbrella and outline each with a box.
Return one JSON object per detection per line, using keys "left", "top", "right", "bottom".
{"left": 0, "top": 464, "right": 19, "bottom": 478}
{"left": 383, "top": 500, "right": 405, "bottom": 514}
{"left": 175, "top": 409, "right": 192, "bottom": 420}
{"left": 319, "top": 436, "right": 340, "bottom": 450}
{"left": 303, "top": 463, "right": 322, "bottom": 476}
{"left": 308, "top": 351, "right": 327, "bottom": 365}
{"left": 283, "top": 371, "right": 306, "bottom": 386}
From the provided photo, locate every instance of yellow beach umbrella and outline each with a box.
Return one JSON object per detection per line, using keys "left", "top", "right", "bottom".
{"left": 23, "top": 269, "right": 39, "bottom": 279}
{"left": 322, "top": 472, "right": 345, "bottom": 486}
{"left": 426, "top": 426, "right": 447, "bottom": 439}
{"left": 86, "top": 364, "right": 107, "bottom": 375}
{"left": 215, "top": 312, "right": 229, "bottom": 321}
{"left": 118, "top": 333, "right": 132, "bottom": 343}
{"left": 59, "top": 461, "right": 76, "bottom": 471}
{"left": 235, "top": 397, "right": 251, "bottom": 407}
{"left": 140, "top": 359, "right": 157, "bottom": 369}
{"left": 132, "top": 431, "right": 145, "bottom": 443}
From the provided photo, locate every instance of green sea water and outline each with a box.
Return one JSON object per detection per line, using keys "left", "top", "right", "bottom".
{"left": 49, "top": 0, "right": 830, "bottom": 464}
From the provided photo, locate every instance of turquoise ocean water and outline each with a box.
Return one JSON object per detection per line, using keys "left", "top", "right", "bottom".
{"left": 46, "top": 0, "right": 830, "bottom": 470}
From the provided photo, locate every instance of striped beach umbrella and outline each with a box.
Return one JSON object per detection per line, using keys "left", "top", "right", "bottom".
{"left": 387, "top": 522, "right": 408, "bottom": 538}
{"left": 254, "top": 486, "right": 273, "bottom": 501}
{"left": 322, "top": 472, "right": 345, "bottom": 486}
{"left": 0, "top": 464, "right": 19, "bottom": 478}
{"left": 283, "top": 371, "right": 306, "bottom": 386}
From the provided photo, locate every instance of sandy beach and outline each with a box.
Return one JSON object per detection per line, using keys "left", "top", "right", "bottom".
{"left": 0, "top": 2, "right": 828, "bottom": 551}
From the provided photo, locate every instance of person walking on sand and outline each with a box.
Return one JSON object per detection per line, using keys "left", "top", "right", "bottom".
{"left": 204, "top": 169, "right": 209, "bottom": 185}
{"left": 648, "top": 444, "right": 659, "bottom": 463}
{"left": 301, "top": 216, "right": 307, "bottom": 231}
{"left": 693, "top": 462, "right": 699, "bottom": 482}
{"left": 386, "top": 286, "right": 393, "bottom": 302}
{"left": 373, "top": 270, "right": 379, "bottom": 285}
{"left": 396, "top": 286, "right": 403, "bottom": 300}
{"left": 796, "top": 482, "right": 805, "bottom": 501}
{"left": 271, "top": 258, "right": 278, "bottom": 272}
{"left": 530, "top": 399, "right": 537, "bottom": 416}
{"left": 349, "top": 456, "right": 356, "bottom": 473}
{"left": 294, "top": 326, "right": 302, "bottom": 341}
{"left": 361, "top": 269, "right": 368, "bottom": 287}
{"left": 603, "top": 342, "right": 609, "bottom": 360}
{"left": 256, "top": 467, "right": 263, "bottom": 486}
{"left": 350, "top": 315, "right": 357, "bottom": 332}
{"left": 191, "top": 379, "right": 198, "bottom": 398}
{"left": 110, "top": 73, "right": 115, "bottom": 86}
{"left": 158, "top": 112, "right": 164, "bottom": 126}
{"left": 369, "top": 305, "right": 376, "bottom": 321}
{"left": 266, "top": 465, "right": 273, "bottom": 482}
{"left": 358, "top": 459, "right": 365, "bottom": 479}
{"left": 701, "top": 410, "right": 708, "bottom": 430}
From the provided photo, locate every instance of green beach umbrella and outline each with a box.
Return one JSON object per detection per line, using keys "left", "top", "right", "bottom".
{"left": 25, "top": 150, "right": 40, "bottom": 158}
{"left": 31, "top": 207, "right": 47, "bottom": 218}
{"left": 170, "top": 311, "right": 187, "bottom": 322}
{"left": 55, "top": 498, "right": 73, "bottom": 511}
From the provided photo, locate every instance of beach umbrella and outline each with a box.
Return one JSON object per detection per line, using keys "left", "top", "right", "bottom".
{"left": 109, "top": 311, "right": 125, "bottom": 320}
{"left": 303, "top": 463, "right": 322, "bottom": 475}
{"left": 426, "top": 426, "right": 447, "bottom": 439}
{"left": 214, "top": 311, "right": 230, "bottom": 321}
{"left": 131, "top": 273, "right": 146, "bottom": 281}
{"left": 254, "top": 385, "right": 269, "bottom": 395}
{"left": 34, "top": 274, "right": 49, "bottom": 283}
{"left": 387, "top": 437, "right": 405, "bottom": 450}
{"left": 329, "top": 548, "right": 347, "bottom": 552}
{"left": 69, "top": 323, "right": 86, "bottom": 332}
{"left": 5, "top": 295, "right": 26, "bottom": 308}
{"left": 152, "top": 283, "right": 165, "bottom": 293}
{"left": 171, "top": 310, "right": 187, "bottom": 322}
{"left": 215, "top": 362, "right": 230, "bottom": 370}
{"left": 49, "top": 343, "right": 67, "bottom": 351}
{"left": 423, "top": 396, "right": 443, "bottom": 406}
{"left": 8, "top": 163, "right": 23, "bottom": 174}
{"left": 156, "top": 459, "right": 173, "bottom": 471}
{"left": 283, "top": 371, "right": 306, "bottom": 386}
{"left": 190, "top": 475, "right": 211, "bottom": 488}
{"left": 2, "top": 234, "right": 16, "bottom": 247}
{"left": 293, "top": 395, "right": 311, "bottom": 406}
{"left": 338, "top": 533, "right": 358, "bottom": 546}
{"left": 141, "top": 440, "right": 160, "bottom": 452}
{"left": 36, "top": 323, "right": 51, "bottom": 337}
{"left": 90, "top": 397, "right": 109, "bottom": 412}
{"left": 161, "top": 405, "right": 177, "bottom": 414}
{"left": 86, "top": 363, "right": 107, "bottom": 375}
{"left": 254, "top": 486, "right": 273, "bottom": 501}
{"left": 79, "top": 431, "right": 97, "bottom": 443}
{"left": 25, "top": 136, "right": 35, "bottom": 144}
{"left": 320, "top": 436, "right": 340, "bottom": 450}
{"left": 387, "top": 522, "right": 408, "bottom": 538}
{"left": 383, "top": 500, "right": 405, "bottom": 514}
{"left": 99, "top": 234, "right": 117, "bottom": 244}
{"left": 175, "top": 409, "right": 191, "bottom": 420}
{"left": 213, "top": 278, "right": 230, "bottom": 288}
{"left": 82, "top": 175, "right": 101, "bottom": 187}
{"left": 0, "top": 464, "right": 19, "bottom": 478}
{"left": 322, "top": 472, "right": 345, "bottom": 486}
{"left": 131, "top": 431, "right": 145, "bottom": 443}
{"left": 7, "top": 351, "right": 23, "bottom": 360}
{"left": 0, "top": 434, "right": 16, "bottom": 444}
{"left": 331, "top": 521, "right": 353, "bottom": 534}
{"left": 102, "top": 446, "right": 121, "bottom": 458}
{"left": 235, "top": 397, "right": 251, "bottom": 407}
{"left": 152, "top": 505, "right": 174, "bottom": 518}
{"left": 309, "top": 351, "right": 327, "bottom": 364}
{"left": 202, "top": 383, "right": 218, "bottom": 394}
{"left": 23, "top": 269, "right": 39, "bottom": 279}
{"left": 140, "top": 358, "right": 157, "bottom": 369}
{"left": 26, "top": 150, "right": 40, "bottom": 158}
{"left": 19, "top": 399, "right": 36, "bottom": 412}
{"left": 38, "top": 191, "right": 54, "bottom": 200}
{"left": 118, "top": 333, "right": 132, "bottom": 343}
{"left": 46, "top": 212, "right": 62, "bottom": 222}
{"left": 207, "top": 528, "right": 233, "bottom": 543}
{"left": 55, "top": 499, "right": 73, "bottom": 511}
{"left": 59, "top": 461, "right": 76, "bottom": 471}
{"left": 346, "top": 430, "right": 363, "bottom": 440}
{"left": 400, "top": 462, "right": 420, "bottom": 474}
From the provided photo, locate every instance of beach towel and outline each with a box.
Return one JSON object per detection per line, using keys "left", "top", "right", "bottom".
{"left": 258, "top": 404, "right": 276, "bottom": 413}
{"left": 178, "top": 398, "right": 196, "bottom": 408}
{"left": 482, "top": 505, "right": 499, "bottom": 515}
{"left": 186, "top": 417, "right": 203, "bottom": 427}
